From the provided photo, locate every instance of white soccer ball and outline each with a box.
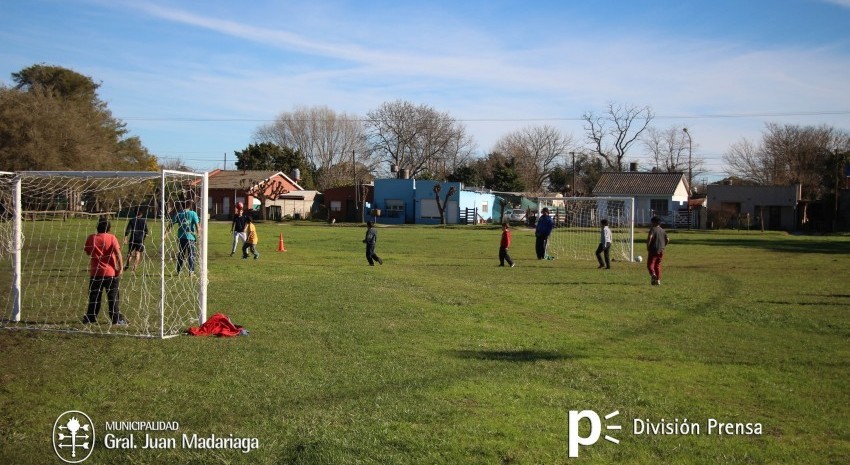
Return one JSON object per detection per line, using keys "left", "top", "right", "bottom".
{"left": 635, "top": 255, "right": 643, "bottom": 263}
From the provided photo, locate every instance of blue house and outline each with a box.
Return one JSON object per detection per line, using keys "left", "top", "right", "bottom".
{"left": 373, "top": 179, "right": 495, "bottom": 224}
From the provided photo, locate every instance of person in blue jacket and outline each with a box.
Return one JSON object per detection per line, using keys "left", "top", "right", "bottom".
{"left": 535, "top": 207, "right": 555, "bottom": 259}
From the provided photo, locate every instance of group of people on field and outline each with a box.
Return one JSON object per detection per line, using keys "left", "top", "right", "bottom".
{"left": 519, "top": 207, "right": 669, "bottom": 285}
{"left": 82, "top": 200, "right": 201, "bottom": 326}
{"left": 84, "top": 202, "right": 670, "bottom": 326}
{"left": 363, "top": 206, "right": 670, "bottom": 286}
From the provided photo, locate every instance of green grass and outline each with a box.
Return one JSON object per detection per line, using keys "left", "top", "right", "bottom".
{"left": 1, "top": 223, "right": 849, "bottom": 464}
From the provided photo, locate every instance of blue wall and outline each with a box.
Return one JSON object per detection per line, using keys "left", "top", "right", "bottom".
{"left": 373, "top": 179, "right": 494, "bottom": 224}
{"left": 372, "top": 179, "right": 416, "bottom": 224}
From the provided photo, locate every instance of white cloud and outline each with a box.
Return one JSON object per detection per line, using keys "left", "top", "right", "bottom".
{"left": 84, "top": 1, "right": 850, "bottom": 172}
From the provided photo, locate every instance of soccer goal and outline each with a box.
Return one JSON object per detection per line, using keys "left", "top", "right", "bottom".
{"left": 0, "top": 170, "right": 208, "bottom": 338}
{"left": 537, "top": 196, "right": 635, "bottom": 262}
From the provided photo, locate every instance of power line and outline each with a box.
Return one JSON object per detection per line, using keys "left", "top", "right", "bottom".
{"left": 122, "top": 110, "right": 850, "bottom": 123}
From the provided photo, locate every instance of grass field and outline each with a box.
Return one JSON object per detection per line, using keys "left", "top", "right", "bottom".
{"left": 1, "top": 222, "right": 849, "bottom": 464}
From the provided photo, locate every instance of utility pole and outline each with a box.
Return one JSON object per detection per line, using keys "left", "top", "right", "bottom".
{"left": 353, "top": 150, "right": 360, "bottom": 222}
{"left": 683, "top": 128, "right": 693, "bottom": 229}
{"left": 570, "top": 151, "right": 576, "bottom": 196}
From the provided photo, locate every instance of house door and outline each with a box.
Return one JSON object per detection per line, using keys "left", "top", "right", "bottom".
{"left": 769, "top": 206, "right": 782, "bottom": 230}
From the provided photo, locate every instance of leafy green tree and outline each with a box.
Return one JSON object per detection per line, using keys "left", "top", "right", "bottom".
{"left": 490, "top": 161, "right": 525, "bottom": 192}
{"left": 447, "top": 165, "right": 484, "bottom": 187}
{"left": 234, "top": 142, "right": 315, "bottom": 189}
{"left": 548, "top": 166, "right": 570, "bottom": 194}
{"left": 0, "top": 64, "right": 156, "bottom": 171}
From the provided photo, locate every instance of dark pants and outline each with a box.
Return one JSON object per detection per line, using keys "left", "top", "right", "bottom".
{"left": 595, "top": 243, "right": 610, "bottom": 268}
{"left": 177, "top": 237, "right": 196, "bottom": 272}
{"left": 499, "top": 247, "right": 514, "bottom": 266}
{"left": 242, "top": 242, "right": 257, "bottom": 258}
{"left": 647, "top": 251, "right": 664, "bottom": 280}
{"left": 366, "top": 243, "right": 382, "bottom": 265}
{"left": 535, "top": 235, "right": 549, "bottom": 259}
{"left": 85, "top": 276, "right": 122, "bottom": 323}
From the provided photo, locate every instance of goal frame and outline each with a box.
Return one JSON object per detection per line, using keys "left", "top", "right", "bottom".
{"left": 536, "top": 196, "right": 636, "bottom": 262}
{"left": 3, "top": 170, "right": 208, "bottom": 339}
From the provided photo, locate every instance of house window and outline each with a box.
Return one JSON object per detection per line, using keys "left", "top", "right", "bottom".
{"left": 330, "top": 201, "right": 342, "bottom": 212}
{"left": 385, "top": 199, "right": 405, "bottom": 211}
{"left": 650, "top": 199, "right": 669, "bottom": 213}
{"left": 720, "top": 202, "right": 741, "bottom": 214}
{"left": 481, "top": 201, "right": 488, "bottom": 213}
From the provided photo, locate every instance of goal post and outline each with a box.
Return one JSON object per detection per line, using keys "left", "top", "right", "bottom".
{"left": 0, "top": 170, "right": 208, "bottom": 338}
{"left": 537, "top": 196, "right": 635, "bottom": 262}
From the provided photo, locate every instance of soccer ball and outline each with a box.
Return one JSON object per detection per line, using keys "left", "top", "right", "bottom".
{"left": 236, "top": 202, "right": 244, "bottom": 210}
{"left": 635, "top": 255, "right": 643, "bottom": 263}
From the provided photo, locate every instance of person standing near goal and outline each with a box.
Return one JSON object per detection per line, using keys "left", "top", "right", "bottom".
{"left": 230, "top": 203, "right": 247, "bottom": 257}
{"left": 499, "top": 223, "right": 515, "bottom": 267}
{"left": 596, "top": 219, "right": 612, "bottom": 269}
{"left": 123, "top": 207, "right": 149, "bottom": 272}
{"left": 168, "top": 200, "right": 201, "bottom": 274}
{"left": 83, "top": 218, "right": 127, "bottom": 325}
{"left": 647, "top": 216, "right": 670, "bottom": 286}
{"left": 535, "top": 207, "right": 554, "bottom": 259}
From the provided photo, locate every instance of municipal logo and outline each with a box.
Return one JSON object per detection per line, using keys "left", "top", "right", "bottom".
{"left": 53, "top": 410, "right": 95, "bottom": 463}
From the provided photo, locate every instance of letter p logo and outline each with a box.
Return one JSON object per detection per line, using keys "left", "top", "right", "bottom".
{"left": 568, "top": 410, "right": 620, "bottom": 458}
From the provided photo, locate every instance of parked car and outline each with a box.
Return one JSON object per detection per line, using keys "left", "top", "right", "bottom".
{"left": 506, "top": 208, "right": 527, "bottom": 222}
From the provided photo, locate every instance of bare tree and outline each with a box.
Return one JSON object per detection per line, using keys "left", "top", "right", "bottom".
{"left": 493, "top": 125, "right": 572, "bottom": 191}
{"left": 254, "top": 105, "right": 375, "bottom": 190}
{"left": 433, "top": 183, "right": 457, "bottom": 225}
{"left": 723, "top": 138, "right": 772, "bottom": 185}
{"left": 242, "top": 178, "right": 289, "bottom": 221}
{"left": 723, "top": 123, "right": 850, "bottom": 200}
{"left": 583, "top": 103, "right": 654, "bottom": 171}
{"left": 642, "top": 126, "right": 706, "bottom": 178}
{"left": 159, "top": 156, "right": 194, "bottom": 172}
{"left": 366, "top": 100, "right": 475, "bottom": 179}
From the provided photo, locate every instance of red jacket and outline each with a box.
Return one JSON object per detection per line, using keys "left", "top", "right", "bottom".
{"left": 187, "top": 313, "right": 244, "bottom": 337}
{"left": 500, "top": 229, "right": 511, "bottom": 249}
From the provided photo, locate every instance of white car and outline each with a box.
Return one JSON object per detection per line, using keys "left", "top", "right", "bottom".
{"left": 506, "top": 208, "right": 527, "bottom": 222}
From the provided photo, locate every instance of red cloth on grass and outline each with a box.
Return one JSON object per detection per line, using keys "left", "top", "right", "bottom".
{"left": 187, "top": 313, "right": 244, "bottom": 337}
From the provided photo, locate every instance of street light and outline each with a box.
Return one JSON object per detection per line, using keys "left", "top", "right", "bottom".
{"left": 682, "top": 128, "right": 693, "bottom": 229}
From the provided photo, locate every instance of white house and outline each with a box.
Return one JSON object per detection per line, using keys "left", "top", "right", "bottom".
{"left": 592, "top": 172, "right": 690, "bottom": 226}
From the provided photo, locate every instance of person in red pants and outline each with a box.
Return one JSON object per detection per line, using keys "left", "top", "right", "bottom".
{"left": 646, "top": 216, "right": 669, "bottom": 286}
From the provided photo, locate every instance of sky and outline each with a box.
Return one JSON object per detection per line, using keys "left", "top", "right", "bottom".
{"left": 1, "top": 0, "right": 850, "bottom": 182}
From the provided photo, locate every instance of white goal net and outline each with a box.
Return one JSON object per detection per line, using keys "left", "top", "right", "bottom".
{"left": 537, "top": 196, "right": 635, "bottom": 262}
{"left": 0, "top": 170, "right": 208, "bottom": 338}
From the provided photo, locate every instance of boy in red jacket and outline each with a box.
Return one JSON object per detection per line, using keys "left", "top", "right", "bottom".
{"left": 499, "top": 223, "right": 515, "bottom": 268}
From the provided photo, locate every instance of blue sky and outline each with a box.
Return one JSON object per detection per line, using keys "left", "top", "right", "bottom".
{"left": 2, "top": 0, "right": 849, "bottom": 181}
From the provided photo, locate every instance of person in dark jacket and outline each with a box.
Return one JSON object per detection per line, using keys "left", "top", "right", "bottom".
{"left": 535, "top": 208, "right": 555, "bottom": 259}
{"left": 647, "top": 216, "right": 670, "bottom": 286}
{"left": 123, "top": 208, "right": 149, "bottom": 272}
{"left": 363, "top": 221, "right": 383, "bottom": 266}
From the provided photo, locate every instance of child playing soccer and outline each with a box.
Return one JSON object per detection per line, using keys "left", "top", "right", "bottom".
{"left": 242, "top": 216, "right": 259, "bottom": 260}
{"left": 595, "top": 219, "right": 611, "bottom": 269}
{"left": 499, "top": 223, "right": 515, "bottom": 267}
{"left": 647, "top": 216, "right": 670, "bottom": 285}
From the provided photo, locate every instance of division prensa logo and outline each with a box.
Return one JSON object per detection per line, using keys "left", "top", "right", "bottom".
{"left": 568, "top": 410, "right": 621, "bottom": 458}
{"left": 53, "top": 411, "right": 95, "bottom": 463}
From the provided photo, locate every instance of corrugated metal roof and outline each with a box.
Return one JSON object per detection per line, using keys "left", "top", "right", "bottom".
{"left": 593, "top": 172, "right": 686, "bottom": 195}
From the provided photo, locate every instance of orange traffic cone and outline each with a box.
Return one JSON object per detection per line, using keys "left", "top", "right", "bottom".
{"left": 278, "top": 232, "right": 287, "bottom": 252}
